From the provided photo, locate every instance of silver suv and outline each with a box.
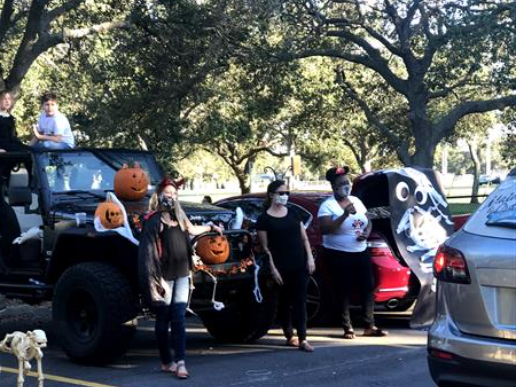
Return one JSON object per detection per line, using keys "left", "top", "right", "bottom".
{"left": 428, "top": 168, "right": 516, "bottom": 387}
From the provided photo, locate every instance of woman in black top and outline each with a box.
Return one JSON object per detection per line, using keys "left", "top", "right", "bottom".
{"left": 0, "top": 91, "right": 28, "bottom": 152}
{"left": 257, "top": 180, "right": 316, "bottom": 352}
{"left": 139, "top": 177, "right": 222, "bottom": 379}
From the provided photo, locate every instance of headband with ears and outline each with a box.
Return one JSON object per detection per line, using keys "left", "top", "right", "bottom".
{"left": 325, "top": 166, "right": 350, "bottom": 182}
{"left": 157, "top": 176, "right": 186, "bottom": 193}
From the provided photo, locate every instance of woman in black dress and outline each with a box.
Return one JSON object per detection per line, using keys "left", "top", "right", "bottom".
{"left": 257, "top": 180, "right": 316, "bottom": 352}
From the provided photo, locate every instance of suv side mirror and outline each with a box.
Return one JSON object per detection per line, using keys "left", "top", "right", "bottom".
{"left": 9, "top": 186, "right": 32, "bottom": 207}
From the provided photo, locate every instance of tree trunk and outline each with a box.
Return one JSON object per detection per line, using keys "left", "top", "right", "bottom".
{"left": 237, "top": 173, "right": 251, "bottom": 194}
{"left": 228, "top": 164, "right": 251, "bottom": 194}
{"left": 363, "top": 159, "right": 372, "bottom": 173}
{"left": 467, "top": 140, "right": 481, "bottom": 204}
{"left": 407, "top": 94, "right": 437, "bottom": 168}
{"left": 408, "top": 141, "right": 437, "bottom": 168}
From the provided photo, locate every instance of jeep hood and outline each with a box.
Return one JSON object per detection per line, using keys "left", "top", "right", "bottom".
{"left": 51, "top": 198, "right": 235, "bottom": 228}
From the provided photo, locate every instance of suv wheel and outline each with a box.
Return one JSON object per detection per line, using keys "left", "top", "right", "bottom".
{"left": 199, "top": 278, "right": 278, "bottom": 342}
{"left": 53, "top": 262, "right": 136, "bottom": 363}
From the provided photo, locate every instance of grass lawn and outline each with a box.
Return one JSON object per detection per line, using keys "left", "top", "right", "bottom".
{"left": 449, "top": 202, "right": 481, "bottom": 215}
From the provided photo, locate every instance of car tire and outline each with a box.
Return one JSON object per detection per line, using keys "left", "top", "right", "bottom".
{"left": 53, "top": 262, "right": 137, "bottom": 364}
{"left": 199, "top": 278, "right": 278, "bottom": 342}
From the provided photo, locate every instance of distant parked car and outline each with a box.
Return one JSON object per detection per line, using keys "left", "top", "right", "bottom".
{"left": 428, "top": 168, "right": 516, "bottom": 387}
{"left": 479, "top": 174, "right": 501, "bottom": 185}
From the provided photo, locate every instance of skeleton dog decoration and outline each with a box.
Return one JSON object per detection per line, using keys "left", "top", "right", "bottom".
{"left": 0, "top": 330, "right": 47, "bottom": 387}
{"left": 393, "top": 168, "right": 453, "bottom": 272}
{"left": 352, "top": 167, "right": 454, "bottom": 329}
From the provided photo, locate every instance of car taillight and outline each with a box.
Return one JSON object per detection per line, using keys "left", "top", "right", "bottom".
{"left": 368, "top": 241, "right": 392, "bottom": 258}
{"left": 434, "top": 245, "right": 471, "bottom": 284}
{"left": 429, "top": 348, "right": 454, "bottom": 361}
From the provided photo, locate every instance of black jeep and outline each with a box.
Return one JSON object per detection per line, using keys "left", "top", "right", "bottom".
{"left": 0, "top": 149, "right": 276, "bottom": 363}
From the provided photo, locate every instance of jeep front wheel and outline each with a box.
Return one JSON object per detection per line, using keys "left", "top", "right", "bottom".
{"left": 52, "top": 262, "right": 136, "bottom": 364}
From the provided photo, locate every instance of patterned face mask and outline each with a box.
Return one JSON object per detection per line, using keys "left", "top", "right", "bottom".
{"left": 159, "top": 193, "right": 176, "bottom": 210}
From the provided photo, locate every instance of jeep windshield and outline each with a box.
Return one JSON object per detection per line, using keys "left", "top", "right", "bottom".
{"left": 37, "top": 149, "right": 163, "bottom": 198}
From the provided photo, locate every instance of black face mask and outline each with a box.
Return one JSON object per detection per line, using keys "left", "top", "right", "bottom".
{"left": 159, "top": 193, "right": 176, "bottom": 211}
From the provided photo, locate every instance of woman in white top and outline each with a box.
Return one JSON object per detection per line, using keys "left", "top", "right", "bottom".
{"left": 318, "top": 166, "right": 387, "bottom": 339}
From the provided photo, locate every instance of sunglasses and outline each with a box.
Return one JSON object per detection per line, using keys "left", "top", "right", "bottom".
{"left": 275, "top": 191, "right": 290, "bottom": 196}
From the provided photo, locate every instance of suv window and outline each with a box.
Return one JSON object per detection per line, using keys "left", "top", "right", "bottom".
{"left": 464, "top": 175, "right": 516, "bottom": 240}
{"left": 38, "top": 150, "right": 162, "bottom": 194}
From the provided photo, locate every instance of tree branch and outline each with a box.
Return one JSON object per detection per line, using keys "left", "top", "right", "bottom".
{"left": 63, "top": 19, "right": 129, "bottom": 41}
{"left": 46, "top": 0, "right": 86, "bottom": 22}
{"left": 290, "top": 48, "right": 408, "bottom": 95}
{"left": 6, "top": 17, "right": 128, "bottom": 91}
{"left": 324, "top": 15, "right": 403, "bottom": 57}
{"left": 5, "top": 0, "right": 50, "bottom": 92}
{"left": 342, "top": 137, "right": 362, "bottom": 167}
{"left": 235, "top": 141, "right": 279, "bottom": 165}
{"left": 437, "top": 95, "right": 516, "bottom": 139}
{"left": 428, "top": 63, "right": 480, "bottom": 100}
{"left": 264, "top": 147, "right": 289, "bottom": 157}
{"left": 0, "top": 0, "right": 15, "bottom": 47}
{"left": 335, "top": 67, "right": 410, "bottom": 162}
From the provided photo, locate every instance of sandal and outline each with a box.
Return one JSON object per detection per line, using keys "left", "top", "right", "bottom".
{"left": 299, "top": 340, "right": 314, "bottom": 352}
{"left": 161, "top": 362, "right": 177, "bottom": 374}
{"left": 363, "top": 327, "right": 388, "bottom": 337}
{"left": 286, "top": 337, "right": 300, "bottom": 347}
{"left": 343, "top": 329, "right": 356, "bottom": 339}
{"left": 175, "top": 361, "right": 189, "bottom": 379}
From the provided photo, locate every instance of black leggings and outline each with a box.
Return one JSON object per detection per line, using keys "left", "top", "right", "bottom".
{"left": 277, "top": 270, "right": 309, "bottom": 342}
{"left": 324, "top": 248, "right": 375, "bottom": 330}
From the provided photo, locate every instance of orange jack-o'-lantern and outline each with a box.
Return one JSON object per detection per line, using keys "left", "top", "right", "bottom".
{"left": 95, "top": 201, "right": 124, "bottom": 229}
{"left": 196, "top": 235, "right": 230, "bottom": 264}
{"left": 114, "top": 162, "right": 149, "bottom": 201}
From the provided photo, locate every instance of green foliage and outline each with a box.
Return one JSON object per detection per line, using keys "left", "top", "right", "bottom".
{"left": 275, "top": 0, "right": 516, "bottom": 167}
{"left": 499, "top": 117, "right": 516, "bottom": 168}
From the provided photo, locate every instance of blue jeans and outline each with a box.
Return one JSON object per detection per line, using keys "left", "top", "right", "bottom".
{"left": 154, "top": 276, "right": 189, "bottom": 364}
{"left": 32, "top": 141, "right": 73, "bottom": 150}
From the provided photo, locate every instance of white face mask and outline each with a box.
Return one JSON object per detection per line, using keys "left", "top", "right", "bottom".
{"left": 337, "top": 185, "right": 352, "bottom": 198}
{"left": 275, "top": 194, "right": 289, "bottom": 206}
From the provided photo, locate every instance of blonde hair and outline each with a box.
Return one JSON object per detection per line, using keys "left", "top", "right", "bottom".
{"left": 149, "top": 191, "right": 190, "bottom": 232}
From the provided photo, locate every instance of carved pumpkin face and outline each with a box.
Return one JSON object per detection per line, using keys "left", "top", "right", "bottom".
{"left": 114, "top": 162, "right": 149, "bottom": 201}
{"left": 196, "top": 235, "right": 230, "bottom": 264}
{"left": 95, "top": 202, "right": 124, "bottom": 229}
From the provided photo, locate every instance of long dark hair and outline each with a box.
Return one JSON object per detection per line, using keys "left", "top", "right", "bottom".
{"left": 263, "top": 180, "right": 286, "bottom": 210}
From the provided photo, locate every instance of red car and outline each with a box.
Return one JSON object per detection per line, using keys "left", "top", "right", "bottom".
{"left": 216, "top": 191, "right": 413, "bottom": 322}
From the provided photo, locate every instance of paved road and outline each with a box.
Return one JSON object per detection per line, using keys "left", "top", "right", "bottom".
{"left": 0, "top": 307, "right": 436, "bottom": 387}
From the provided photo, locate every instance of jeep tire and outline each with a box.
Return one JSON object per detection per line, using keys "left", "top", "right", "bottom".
{"left": 199, "top": 278, "right": 278, "bottom": 342}
{"left": 53, "top": 262, "right": 136, "bottom": 363}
